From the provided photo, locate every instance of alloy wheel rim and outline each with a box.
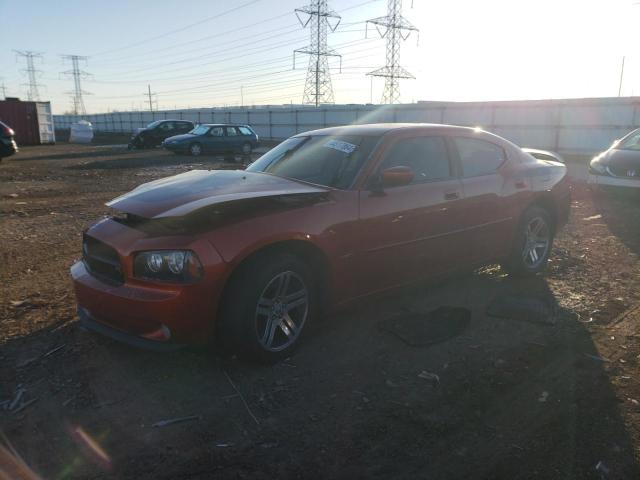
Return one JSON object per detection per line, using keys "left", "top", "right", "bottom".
{"left": 242, "top": 144, "right": 251, "bottom": 154}
{"left": 255, "top": 271, "right": 309, "bottom": 352}
{"left": 522, "top": 216, "right": 550, "bottom": 267}
{"left": 191, "top": 144, "right": 201, "bottom": 155}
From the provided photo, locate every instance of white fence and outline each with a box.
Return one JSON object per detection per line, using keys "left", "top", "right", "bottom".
{"left": 54, "top": 97, "right": 640, "bottom": 154}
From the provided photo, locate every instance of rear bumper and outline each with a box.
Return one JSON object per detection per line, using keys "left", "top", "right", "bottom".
{"left": 588, "top": 174, "right": 640, "bottom": 189}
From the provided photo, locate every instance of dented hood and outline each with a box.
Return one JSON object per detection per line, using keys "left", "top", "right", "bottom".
{"left": 107, "top": 169, "right": 329, "bottom": 218}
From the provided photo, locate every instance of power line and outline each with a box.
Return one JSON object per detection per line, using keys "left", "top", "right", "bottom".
{"left": 14, "top": 50, "right": 45, "bottom": 101}
{"left": 91, "top": 0, "right": 263, "bottom": 57}
{"left": 61, "top": 55, "right": 91, "bottom": 115}
{"left": 294, "top": 0, "right": 342, "bottom": 106}
{"left": 366, "top": 0, "right": 418, "bottom": 104}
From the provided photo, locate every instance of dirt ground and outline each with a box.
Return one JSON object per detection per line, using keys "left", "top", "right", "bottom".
{"left": 1, "top": 141, "right": 640, "bottom": 479}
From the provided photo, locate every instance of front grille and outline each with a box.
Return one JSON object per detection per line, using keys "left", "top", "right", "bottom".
{"left": 83, "top": 234, "right": 124, "bottom": 285}
{"left": 608, "top": 165, "right": 640, "bottom": 180}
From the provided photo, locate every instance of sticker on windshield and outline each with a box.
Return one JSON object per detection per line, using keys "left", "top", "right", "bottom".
{"left": 323, "top": 139, "right": 357, "bottom": 154}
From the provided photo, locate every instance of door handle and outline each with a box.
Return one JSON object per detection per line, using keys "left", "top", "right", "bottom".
{"left": 444, "top": 191, "right": 460, "bottom": 201}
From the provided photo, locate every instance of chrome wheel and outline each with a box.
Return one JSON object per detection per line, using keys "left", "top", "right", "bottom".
{"left": 242, "top": 143, "right": 252, "bottom": 155}
{"left": 190, "top": 143, "right": 202, "bottom": 156}
{"left": 255, "top": 271, "right": 309, "bottom": 352}
{"left": 522, "top": 216, "right": 550, "bottom": 268}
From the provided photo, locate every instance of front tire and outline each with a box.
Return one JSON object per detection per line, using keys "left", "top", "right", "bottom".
{"left": 218, "top": 253, "right": 316, "bottom": 362}
{"left": 503, "top": 206, "right": 554, "bottom": 276}
{"left": 241, "top": 142, "right": 252, "bottom": 156}
{"left": 189, "top": 142, "right": 203, "bottom": 157}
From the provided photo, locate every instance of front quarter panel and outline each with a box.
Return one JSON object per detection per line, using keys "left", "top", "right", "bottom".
{"left": 205, "top": 189, "right": 361, "bottom": 304}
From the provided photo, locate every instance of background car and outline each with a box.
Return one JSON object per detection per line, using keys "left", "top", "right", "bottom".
{"left": 72, "top": 124, "right": 570, "bottom": 362}
{"left": 128, "top": 119, "right": 195, "bottom": 149}
{"left": 0, "top": 120, "right": 18, "bottom": 162}
{"left": 162, "top": 123, "right": 259, "bottom": 157}
{"left": 589, "top": 128, "right": 640, "bottom": 191}
{"left": 522, "top": 147, "right": 564, "bottom": 163}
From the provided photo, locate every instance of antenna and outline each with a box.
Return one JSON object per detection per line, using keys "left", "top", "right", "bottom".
{"left": 293, "top": 0, "right": 341, "bottom": 106}
{"left": 366, "top": 0, "right": 418, "bottom": 104}
{"left": 14, "top": 50, "right": 45, "bottom": 101}
{"left": 61, "top": 55, "right": 91, "bottom": 115}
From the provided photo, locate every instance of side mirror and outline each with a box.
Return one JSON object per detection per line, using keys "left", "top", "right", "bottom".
{"left": 380, "top": 166, "right": 414, "bottom": 188}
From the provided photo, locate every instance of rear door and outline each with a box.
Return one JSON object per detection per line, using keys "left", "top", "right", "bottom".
{"left": 356, "top": 134, "right": 465, "bottom": 295}
{"left": 154, "top": 121, "right": 174, "bottom": 143}
{"left": 450, "top": 136, "right": 513, "bottom": 263}
{"left": 202, "top": 126, "right": 225, "bottom": 152}
{"left": 224, "top": 126, "right": 242, "bottom": 151}
{"left": 175, "top": 121, "right": 193, "bottom": 134}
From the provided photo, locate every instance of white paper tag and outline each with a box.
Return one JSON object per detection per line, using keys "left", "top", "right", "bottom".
{"left": 323, "top": 139, "right": 357, "bottom": 154}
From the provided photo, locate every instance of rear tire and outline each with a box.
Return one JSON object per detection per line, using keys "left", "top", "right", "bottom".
{"left": 217, "top": 253, "right": 316, "bottom": 363}
{"left": 189, "top": 142, "right": 203, "bottom": 157}
{"left": 503, "top": 206, "right": 554, "bottom": 276}
{"left": 241, "top": 142, "right": 252, "bottom": 155}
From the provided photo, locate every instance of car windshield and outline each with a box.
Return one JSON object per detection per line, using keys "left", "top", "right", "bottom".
{"left": 616, "top": 129, "right": 640, "bottom": 150}
{"left": 146, "top": 120, "right": 163, "bottom": 129}
{"left": 246, "top": 135, "right": 378, "bottom": 189}
{"left": 190, "top": 125, "right": 210, "bottom": 135}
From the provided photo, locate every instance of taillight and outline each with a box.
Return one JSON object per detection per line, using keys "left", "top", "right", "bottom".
{"left": 2, "top": 126, "right": 13, "bottom": 136}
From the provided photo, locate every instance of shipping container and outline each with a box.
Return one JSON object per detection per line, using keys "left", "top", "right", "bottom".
{"left": 0, "top": 99, "right": 56, "bottom": 145}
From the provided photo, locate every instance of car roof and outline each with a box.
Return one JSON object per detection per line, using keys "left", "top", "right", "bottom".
{"left": 199, "top": 123, "right": 249, "bottom": 127}
{"left": 159, "top": 119, "right": 193, "bottom": 122}
{"left": 294, "top": 123, "right": 489, "bottom": 137}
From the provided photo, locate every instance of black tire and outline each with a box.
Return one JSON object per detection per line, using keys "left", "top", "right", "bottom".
{"left": 503, "top": 206, "right": 554, "bottom": 276}
{"left": 189, "top": 142, "right": 203, "bottom": 157}
{"left": 217, "top": 253, "right": 317, "bottom": 363}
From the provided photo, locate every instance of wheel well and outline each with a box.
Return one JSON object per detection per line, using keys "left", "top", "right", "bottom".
{"left": 528, "top": 194, "right": 557, "bottom": 229}
{"left": 216, "top": 240, "right": 331, "bottom": 327}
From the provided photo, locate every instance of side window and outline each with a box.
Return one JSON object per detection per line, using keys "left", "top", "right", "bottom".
{"left": 179, "top": 122, "right": 192, "bottom": 131}
{"left": 454, "top": 137, "right": 505, "bottom": 177}
{"left": 238, "top": 126, "right": 253, "bottom": 135}
{"left": 209, "top": 127, "right": 224, "bottom": 136}
{"left": 226, "top": 126, "right": 239, "bottom": 136}
{"left": 158, "top": 122, "right": 173, "bottom": 131}
{"left": 380, "top": 136, "right": 451, "bottom": 184}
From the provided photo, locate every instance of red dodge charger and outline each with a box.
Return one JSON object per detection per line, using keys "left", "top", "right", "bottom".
{"left": 71, "top": 124, "right": 570, "bottom": 361}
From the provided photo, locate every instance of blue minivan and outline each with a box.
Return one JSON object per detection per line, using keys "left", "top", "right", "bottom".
{"left": 162, "top": 124, "right": 259, "bottom": 157}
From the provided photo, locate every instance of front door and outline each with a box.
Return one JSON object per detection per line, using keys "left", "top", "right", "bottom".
{"left": 355, "top": 134, "right": 465, "bottom": 297}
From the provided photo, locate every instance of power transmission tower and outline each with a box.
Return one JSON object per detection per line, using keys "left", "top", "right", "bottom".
{"left": 366, "top": 0, "right": 418, "bottom": 104}
{"left": 14, "top": 50, "right": 44, "bottom": 101}
{"left": 0, "top": 78, "right": 7, "bottom": 100}
{"left": 293, "top": 0, "right": 341, "bottom": 106}
{"left": 61, "top": 55, "right": 91, "bottom": 115}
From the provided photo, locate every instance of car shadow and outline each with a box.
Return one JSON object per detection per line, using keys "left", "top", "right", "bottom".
{"left": 592, "top": 187, "right": 640, "bottom": 257}
{"left": 1, "top": 270, "right": 638, "bottom": 479}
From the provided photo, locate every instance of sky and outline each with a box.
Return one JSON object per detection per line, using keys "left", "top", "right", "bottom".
{"left": 0, "top": 0, "right": 638, "bottom": 114}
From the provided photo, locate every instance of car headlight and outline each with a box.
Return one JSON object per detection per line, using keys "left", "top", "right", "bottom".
{"left": 589, "top": 158, "right": 608, "bottom": 175}
{"left": 133, "top": 250, "right": 203, "bottom": 283}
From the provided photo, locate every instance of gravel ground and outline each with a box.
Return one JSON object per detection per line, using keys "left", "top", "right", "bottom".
{"left": 1, "top": 143, "right": 639, "bottom": 479}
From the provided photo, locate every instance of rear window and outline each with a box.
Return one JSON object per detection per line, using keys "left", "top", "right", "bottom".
{"left": 454, "top": 137, "right": 506, "bottom": 177}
